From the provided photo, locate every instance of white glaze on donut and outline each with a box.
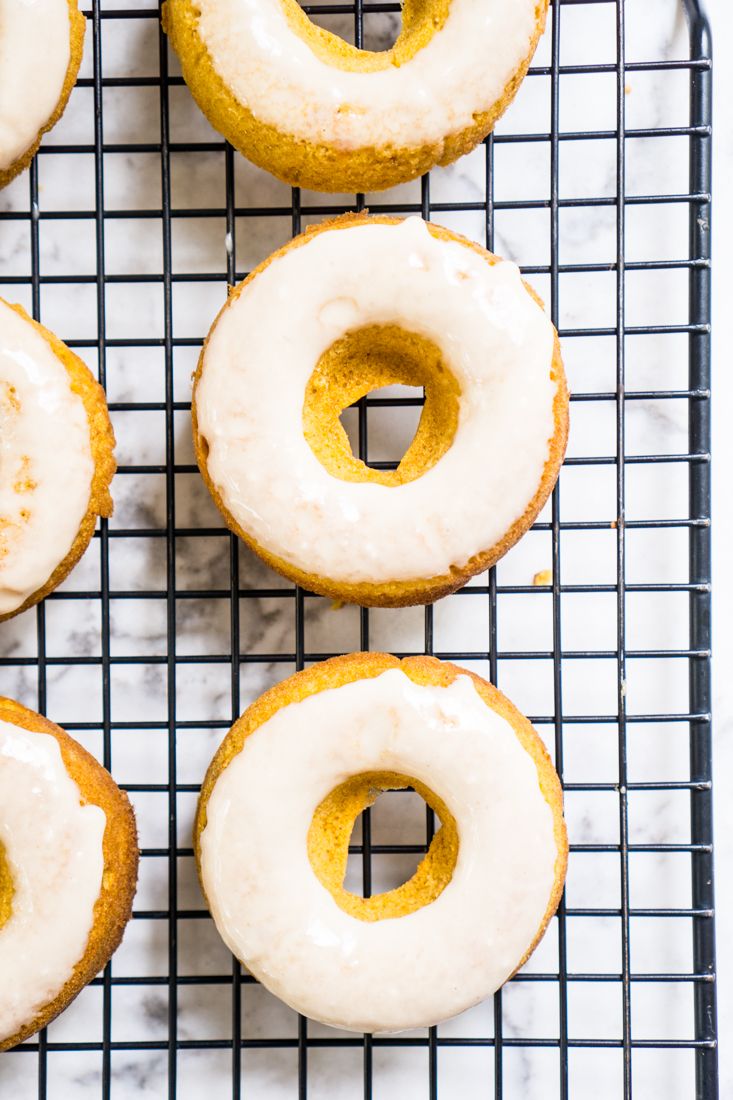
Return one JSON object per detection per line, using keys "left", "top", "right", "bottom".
{"left": 0, "top": 719, "right": 105, "bottom": 1042}
{"left": 200, "top": 669, "right": 559, "bottom": 1033}
{"left": 0, "top": 0, "right": 72, "bottom": 173}
{"left": 194, "top": 0, "right": 540, "bottom": 151}
{"left": 0, "top": 299, "right": 94, "bottom": 616}
{"left": 195, "top": 217, "right": 558, "bottom": 587}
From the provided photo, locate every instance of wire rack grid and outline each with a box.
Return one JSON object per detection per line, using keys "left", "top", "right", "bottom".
{"left": 0, "top": 0, "right": 715, "bottom": 1097}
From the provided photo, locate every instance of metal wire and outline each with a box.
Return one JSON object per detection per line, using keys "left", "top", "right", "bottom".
{"left": 0, "top": 0, "right": 715, "bottom": 1097}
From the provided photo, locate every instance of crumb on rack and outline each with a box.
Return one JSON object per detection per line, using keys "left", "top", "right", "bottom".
{"left": 533, "top": 569, "right": 552, "bottom": 587}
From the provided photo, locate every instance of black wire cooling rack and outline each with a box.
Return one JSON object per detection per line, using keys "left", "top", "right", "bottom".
{"left": 0, "top": 0, "right": 715, "bottom": 1097}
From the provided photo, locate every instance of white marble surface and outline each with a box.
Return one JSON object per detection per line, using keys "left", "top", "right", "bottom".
{"left": 0, "top": 0, "right": 729, "bottom": 1096}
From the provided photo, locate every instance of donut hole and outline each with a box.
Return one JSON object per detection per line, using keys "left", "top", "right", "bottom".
{"left": 307, "top": 771, "right": 458, "bottom": 922}
{"left": 362, "top": 11, "right": 402, "bottom": 53}
{"left": 339, "top": 385, "right": 423, "bottom": 471}
{"left": 299, "top": 4, "right": 402, "bottom": 54}
{"left": 345, "top": 788, "right": 431, "bottom": 893}
{"left": 303, "top": 324, "right": 460, "bottom": 487}
{"left": 286, "top": 0, "right": 449, "bottom": 71}
{"left": 0, "top": 840, "right": 14, "bottom": 931}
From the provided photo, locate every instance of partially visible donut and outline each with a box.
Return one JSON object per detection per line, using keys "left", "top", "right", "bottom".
{"left": 193, "top": 214, "right": 568, "bottom": 607}
{"left": 0, "top": 698, "right": 138, "bottom": 1050}
{"left": 163, "top": 0, "right": 548, "bottom": 193}
{"left": 195, "top": 652, "right": 567, "bottom": 1034}
{"left": 0, "top": 298, "right": 116, "bottom": 622}
{"left": 0, "top": 0, "right": 85, "bottom": 189}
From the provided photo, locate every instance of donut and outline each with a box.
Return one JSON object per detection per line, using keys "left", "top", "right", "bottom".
{"left": 0, "top": 697, "right": 138, "bottom": 1050}
{"left": 0, "top": 0, "right": 85, "bottom": 189}
{"left": 193, "top": 214, "right": 568, "bottom": 608}
{"left": 163, "top": 0, "right": 547, "bottom": 193}
{"left": 0, "top": 298, "right": 116, "bottom": 622}
{"left": 195, "top": 653, "right": 567, "bottom": 1034}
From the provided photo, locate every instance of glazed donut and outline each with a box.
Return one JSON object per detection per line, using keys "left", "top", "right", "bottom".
{"left": 0, "top": 698, "right": 138, "bottom": 1050}
{"left": 0, "top": 0, "right": 85, "bottom": 189}
{"left": 196, "top": 653, "right": 567, "bottom": 1034}
{"left": 0, "top": 298, "right": 116, "bottom": 622}
{"left": 163, "top": 0, "right": 547, "bottom": 193}
{"left": 193, "top": 215, "right": 567, "bottom": 608}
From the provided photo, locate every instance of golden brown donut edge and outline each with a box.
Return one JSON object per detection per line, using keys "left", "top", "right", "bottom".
{"left": 0, "top": 299, "right": 116, "bottom": 624}
{"left": 162, "top": 0, "right": 549, "bottom": 193}
{"left": 193, "top": 652, "right": 568, "bottom": 983}
{"left": 191, "top": 214, "right": 569, "bottom": 608}
{"left": 0, "top": 697, "right": 139, "bottom": 1051}
{"left": 0, "top": 0, "right": 86, "bottom": 191}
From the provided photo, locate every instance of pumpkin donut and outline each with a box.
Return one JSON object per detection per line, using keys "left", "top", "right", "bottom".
{"left": 0, "top": 0, "right": 85, "bottom": 189}
{"left": 192, "top": 214, "right": 568, "bottom": 607}
{"left": 163, "top": 0, "right": 548, "bottom": 192}
{"left": 0, "top": 698, "right": 138, "bottom": 1050}
{"left": 0, "top": 298, "right": 116, "bottom": 622}
{"left": 195, "top": 653, "right": 567, "bottom": 1034}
